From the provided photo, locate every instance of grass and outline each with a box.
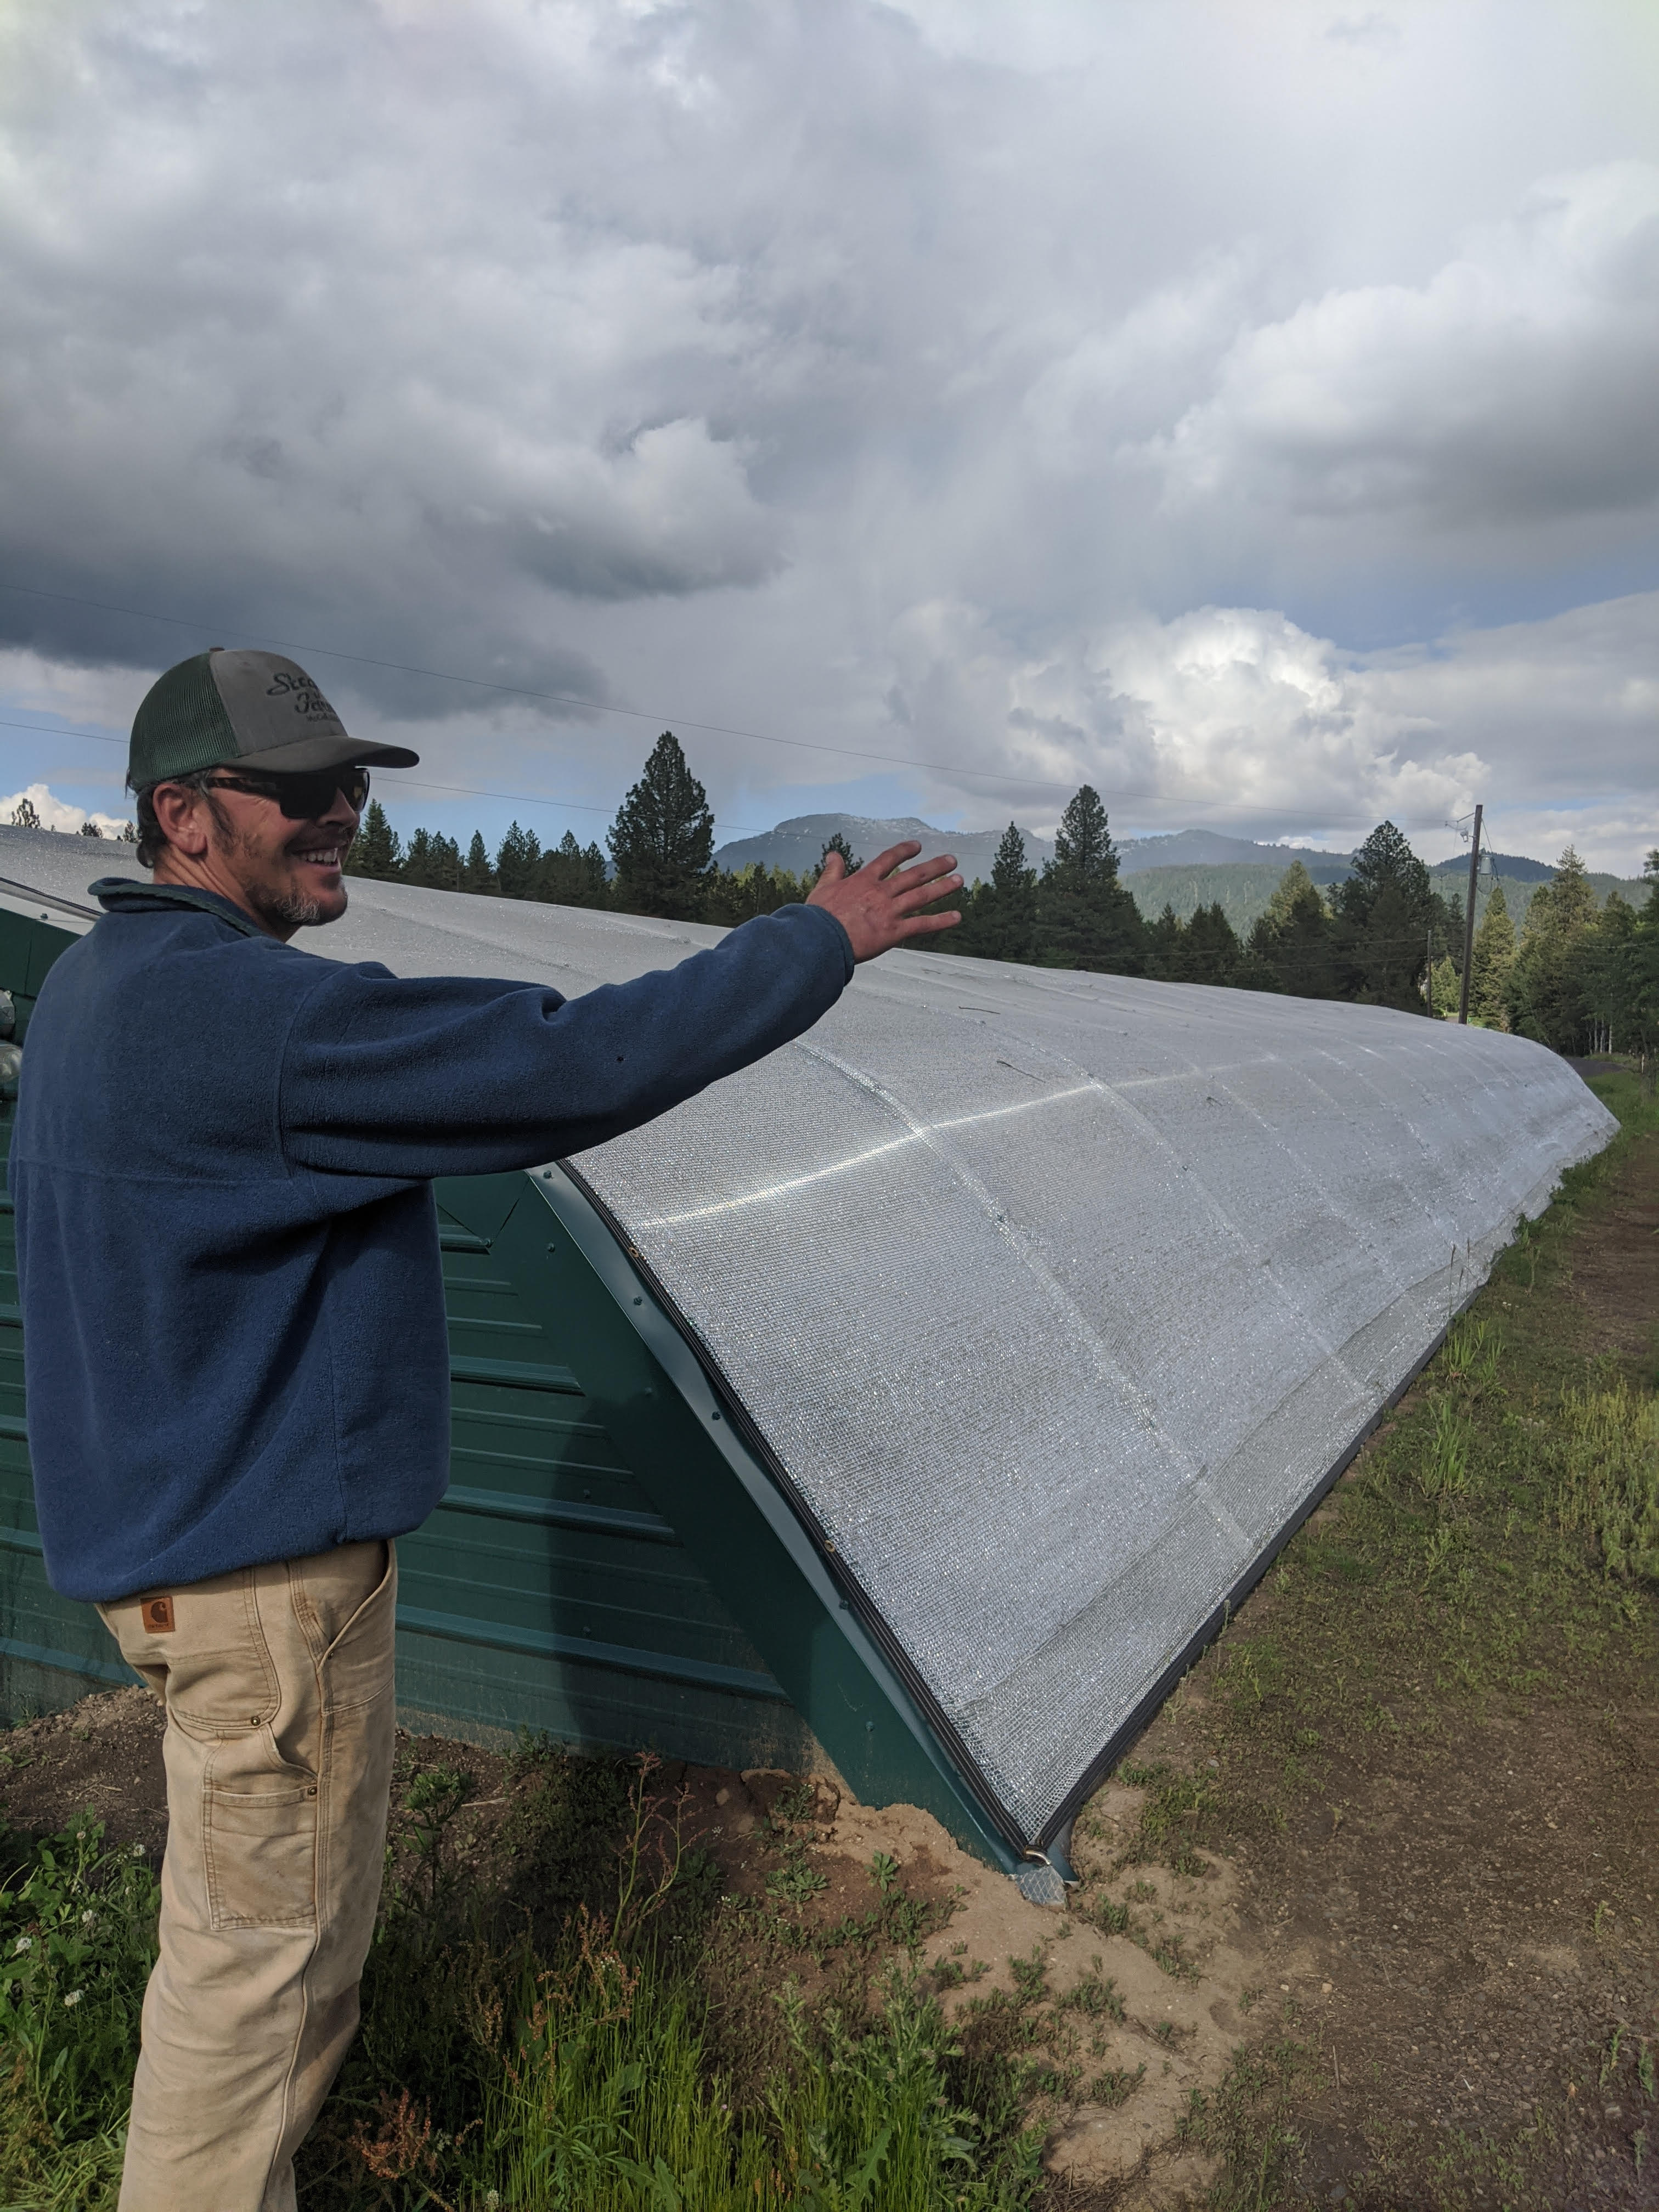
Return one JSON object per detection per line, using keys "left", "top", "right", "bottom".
{"left": 1089, "top": 1064, "right": 1659, "bottom": 2202}
{"left": 0, "top": 1820, "right": 157, "bottom": 2210}
{"left": 1163, "top": 1069, "right": 1659, "bottom": 1828}
{"left": 0, "top": 1746, "right": 1044, "bottom": 2210}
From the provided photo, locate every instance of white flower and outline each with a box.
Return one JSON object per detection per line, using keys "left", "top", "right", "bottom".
{"left": 12, "top": 1935, "right": 31, "bottom": 1954}
{"left": 80, "top": 1910, "right": 98, "bottom": 1929}
{"left": 484, "top": 2194, "right": 501, "bottom": 2210}
{"left": 63, "top": 1988, "right": 83, "bottom": 2008}
{"left": 129, "top": 1843, "right": 145, "bottom": 1859}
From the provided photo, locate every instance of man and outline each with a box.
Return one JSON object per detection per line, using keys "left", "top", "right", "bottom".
{"left": 9, "top": 646, "right": 961, "bottom": 2212}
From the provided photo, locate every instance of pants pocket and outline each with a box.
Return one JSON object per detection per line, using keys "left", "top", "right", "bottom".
{"left": 318, "top": 1541, "right": 397, "bottom": 1715}
{"left": 204, "top": 1741, "right": 319, "bottom": 1930}
{"left": 101, "top": 1570, "right": 280, "bottom": 1727}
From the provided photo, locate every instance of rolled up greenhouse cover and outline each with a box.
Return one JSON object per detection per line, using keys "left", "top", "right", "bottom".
{"left": 322, "top": 877, "right": 1616, "bottom": 1839}
{"left": 0, "top": 837, "right": 1616, "bottom": 1850}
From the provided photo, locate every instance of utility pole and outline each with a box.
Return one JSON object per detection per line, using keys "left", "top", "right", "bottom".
{"left": 1427, "top": 928, "right": 1436, "bottom": 1018}
{"left": 1457, "top": 802, "right": 1483, "bottom": 1025}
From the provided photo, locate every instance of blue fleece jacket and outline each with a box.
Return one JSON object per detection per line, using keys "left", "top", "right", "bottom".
{"left": 10, "top": 881, "right": 853, "bottom": 1602}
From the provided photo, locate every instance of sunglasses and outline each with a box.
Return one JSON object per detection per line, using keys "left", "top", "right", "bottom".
{"left": 202, "top": 765, "right": 371, "bottom": 819}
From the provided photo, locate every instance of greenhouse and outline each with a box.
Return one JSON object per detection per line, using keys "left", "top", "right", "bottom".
{"left": 0, "top": 825, "right": 1615, "bottom": 1894}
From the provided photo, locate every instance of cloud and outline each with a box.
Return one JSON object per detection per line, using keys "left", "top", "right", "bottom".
{"left": 873, "top": 590, "right": 1657, "bottom": 870}
{"left": 0, "top": 0, "right": 1652, "bottom": 870}
{"left": 1150, "top": 163, "right": 1659, "bottom": 539}
{"left": 0, "top": 783, "right": 131, "bottom": 838}
{"left": 881, "top": 599, "right": 1485, "bottom": 836}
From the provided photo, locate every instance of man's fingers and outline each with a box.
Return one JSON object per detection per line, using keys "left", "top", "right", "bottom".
{"left": 866, "top": 839, "right": 924, "bottom": 879}
{"left": 895, "top": 909, "right": 963, "bottom": 936}
{"left": 877, "top": 855, "right": 959, "bottom": 901}
{"left": 888, "top": 871, "right": 963, "bottom": 913}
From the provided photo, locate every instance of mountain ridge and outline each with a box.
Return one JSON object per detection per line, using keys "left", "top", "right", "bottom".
{"left": 712, "top": 812, "right": 1563, "bottom": 885}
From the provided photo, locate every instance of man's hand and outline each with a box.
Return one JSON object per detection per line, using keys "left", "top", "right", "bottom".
{"left": 808, "top": 840, "right": 963, "bottom": 962}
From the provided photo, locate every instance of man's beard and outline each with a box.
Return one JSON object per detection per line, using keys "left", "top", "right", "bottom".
{"left": 266, "top": 887, "right": 329, "bottom": 928}
{"left": 206, "top": 794, "right": 342, "bottom": 930}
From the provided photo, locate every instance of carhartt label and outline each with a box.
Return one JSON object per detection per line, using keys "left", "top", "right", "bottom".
{"left": 142, "top": 1595, "right": 176, "bottom": 1634}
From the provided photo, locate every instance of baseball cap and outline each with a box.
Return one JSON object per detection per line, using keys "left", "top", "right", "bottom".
{"left": 127, "top": 648, "right": 420, "bottom": 789}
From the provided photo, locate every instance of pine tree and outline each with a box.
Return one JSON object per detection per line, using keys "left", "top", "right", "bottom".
{"left": 10, "top": 798, "right": 41, "bottom": 831}
{"left": 702, "top": 864, "right": 804, "bottom": 926}
{"left": 345, "top": 798, "right": 402, "bottom": 879}
{"left": 1331, "top": 821, "right": 1437, "bottom": 1009}
{"left": 949, "top": 822, "right": 1037, "bottom": 963}
{"left": 1146, "top": 902, "right": 1184, "bottom": 979}
{"left": 1470, "top": 882, "right": 1516, "bottom": 1028}
{"left": 462, "top": 831, "right": 495, "bottom": 894}
{"left": 1035, "top": 787, "right": 1146, "bottom": 973}
{"left": 817, "top": 831, "right": 862, "bottom": 877}
{"left": 606, "top": 732, "right": 715, "bottom": 919}
{"left": 495, "top": 820, "right": 543, "bottom": 900}
{"left": 1184, "top": 902, "right": 1242, "bottom": 985}
{"left": 535, "top": 831, "right": 610, "bottom": 909}
{"left": 1506, "top": 847, "right": 1599, "bottom": 1048}
{"left": 1247, "top": 861, "right": 1336, "bottom": 997}
{"left": 402, "top": 827, "right": 463, "bottom": 890}
{"left": 78, "top": 817, "right": 103, "bottom": 837}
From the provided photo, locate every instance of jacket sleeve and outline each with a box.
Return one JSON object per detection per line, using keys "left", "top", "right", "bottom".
{"left": 277, "top": 902, "right": 855, "bottom": 1180}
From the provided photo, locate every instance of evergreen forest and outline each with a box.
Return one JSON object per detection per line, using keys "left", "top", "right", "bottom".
{"left": 342, "top": 730, "right": 1659, "bottom": 1057}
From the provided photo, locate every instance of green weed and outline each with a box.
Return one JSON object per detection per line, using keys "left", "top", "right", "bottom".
{"left": 0, "top": 1817, "right": 158, "bottom": 2209}
{"left": 1418, "top": 1398, "right": 1472, "bottom": 1504}
{"left": 1556, "top": 1377, "right": 1659, "bottom": 1582}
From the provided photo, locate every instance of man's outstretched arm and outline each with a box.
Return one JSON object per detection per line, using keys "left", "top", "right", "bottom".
{"left": 279, "top": 845, "right": 961, "bottom": 1181}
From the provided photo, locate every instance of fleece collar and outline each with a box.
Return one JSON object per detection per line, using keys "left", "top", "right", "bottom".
{"left": 89, "top": 877, "right": 269, "bottom": 940}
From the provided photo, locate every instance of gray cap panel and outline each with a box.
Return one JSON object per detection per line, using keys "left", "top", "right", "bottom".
{"left": 210, "top": 651, "right": 350, "bottom": 758}
{"left": 207, "top": 650, "right": 420, "bottom": 771}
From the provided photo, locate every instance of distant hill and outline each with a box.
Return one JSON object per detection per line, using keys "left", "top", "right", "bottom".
{"left": 713, "top": 813, "right": 1057, "bottom": 886}
{"left": 712, "top": 814, "right": 1353, "bottom": 887}
{"left": 1429, "top": 850, "right": 1555, "bottom": 885}
{"left": 712, "top": 812, "right": 1645, "bottom": 938}
{"left": 1115, "top": 829, "right": 1352, "bottom": 882}
{"left": 1126, "top": 857, "right": 1647, "bottom": 936}
{"left": 1125, "top": 864, "right": 1321, "bottom": 935}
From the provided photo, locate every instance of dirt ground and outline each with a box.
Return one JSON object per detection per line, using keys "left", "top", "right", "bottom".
{"left": 3, "top": 1119, "right": 1655, "bottom": 2209}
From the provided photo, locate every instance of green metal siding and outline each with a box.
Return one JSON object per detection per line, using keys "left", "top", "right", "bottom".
{"left": 0, "top": 907, "right": 134, "bottom": 1717}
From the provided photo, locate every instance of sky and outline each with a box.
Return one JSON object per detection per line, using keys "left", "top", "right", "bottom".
{"left": 1, "top": 0, "right": 1655, "bottom": 871}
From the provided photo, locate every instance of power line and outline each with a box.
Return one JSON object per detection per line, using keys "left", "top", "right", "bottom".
{"left": 0, "top": 578, "right": 1142, "bottom": 798}
{"left": 0, "top": 577, "right": 1472, "bottom": 830}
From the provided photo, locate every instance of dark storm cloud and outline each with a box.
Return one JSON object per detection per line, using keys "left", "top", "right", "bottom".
{"left": 0, "top": 0, "right": 1654, "bottom": 861}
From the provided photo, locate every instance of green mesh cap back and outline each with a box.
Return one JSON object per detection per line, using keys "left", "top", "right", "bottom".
{"left": 127, "top": 654, "right": 240, "bottom": 789}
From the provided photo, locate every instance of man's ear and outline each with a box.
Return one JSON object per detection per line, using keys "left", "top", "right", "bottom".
{"left": 149, "top": 783, "right": 213, "bottom": 861}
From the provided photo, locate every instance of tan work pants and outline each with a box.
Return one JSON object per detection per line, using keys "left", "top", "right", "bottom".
{"left": 98, "top": 1539, "right": 397, "bottom": 2212}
